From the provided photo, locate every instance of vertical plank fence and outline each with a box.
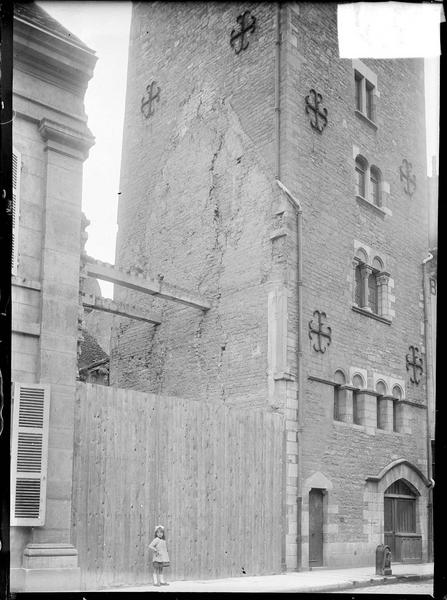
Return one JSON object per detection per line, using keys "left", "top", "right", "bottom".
{"left": 72, "top": 382, "right": 284, "bottom": 590}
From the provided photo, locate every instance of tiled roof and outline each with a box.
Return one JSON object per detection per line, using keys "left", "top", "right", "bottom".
{"left": 79, "top": 329, "right": 109, "bottom": 370}
{"left": 14, "top": 2, "right": 94, "bottom": 52}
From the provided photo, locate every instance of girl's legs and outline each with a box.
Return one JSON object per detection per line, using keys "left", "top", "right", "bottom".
{"left": 153, "top": 563, "right": 161, "bottom": 586}
{"left": 159, "top": 567, "right": 168, "bottom": 585}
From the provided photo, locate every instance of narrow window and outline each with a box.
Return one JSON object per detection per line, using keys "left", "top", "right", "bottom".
{"left": 355, "top": 157, "right": 367, "bottom": 198}
{"left": 355, "top": 263, "right": 363, "bottom": 306}
{"left": 352, "top": 374, "right": 364, "bottom": 425}
{"left": 355, "top": 72, "right": 363, "bottom": 111}
{"left": 334, "top": 370, "right": 346, "bottom": 421}
{"left": 376, "top": 381, "right": 387, "bottom": 429}
{"left": 366, "top": 81, "right": 375, "bottom": 120}
{"left": 368, "top": 272, "right": 378, "bottom": 313}
{"left": 392, "top": 385, "right": 403, "bottom": 432}
{"left": 353, "top": 392, "right": 360, "bottom": 424}
{"left": 370, "top": 166, "right": 381, "bottom": 206}
{"left": 355, "top": 160, "right": 366, "bottom": 198}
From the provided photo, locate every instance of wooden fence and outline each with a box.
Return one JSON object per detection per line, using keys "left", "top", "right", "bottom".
{"left": 72, "top": 383, "right": 285, "bottom": 590}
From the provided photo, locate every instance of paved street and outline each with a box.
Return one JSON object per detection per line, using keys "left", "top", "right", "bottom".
{"left": 337, "top": 579, "right": 434, "bottom": 594}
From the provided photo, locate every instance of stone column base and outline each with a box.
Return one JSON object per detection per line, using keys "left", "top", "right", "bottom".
{"left": 11, "top": 543, "right": 81, "bottom": 592}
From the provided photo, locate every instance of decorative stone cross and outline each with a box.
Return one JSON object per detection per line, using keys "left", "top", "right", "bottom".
{"left": 308, "top": 310, "right": 332, "bottom": 353}
{"left": 406, "top": 345, "right": 423, "bottom": 384}
{"left": 141, "top": 81, "right": 161, "bottom": 119}
{"left": 399, "top": 159, "right": 416, "bottom": 196}
{"left": 305, "top": 89, "right": 328, "bottom": 132}
{"left": 230, "top": 11, "right": 256, "bottom": 54}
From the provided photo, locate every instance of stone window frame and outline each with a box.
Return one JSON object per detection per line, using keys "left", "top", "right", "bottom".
{"left": 352, "top": 372, "right": 366, "bottom": 426}
{"left": 333, "top": 369, "right": 347, "bottom": 421}
{"left": 375, "top": 379, "right": 388, "bottom": 429}
{"left": 352, "top": 242, "right": 395, "bottom": 324}
{"left": 372, "top": 372, "right": 407, "bottom": 434}
{"left": 352, "top": 59, "right": 379, "bottom": 129}
{"left": 352, "top": 147, "right": 392, "bottom": 217}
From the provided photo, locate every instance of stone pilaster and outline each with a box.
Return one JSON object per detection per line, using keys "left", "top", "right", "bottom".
{"left": 19, "top": 120, "right": 93, "bottom": 591}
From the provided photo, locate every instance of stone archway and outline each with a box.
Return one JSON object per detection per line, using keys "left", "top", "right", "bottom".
{"left": 364, "top": 459, "right": 432, "bottom": 563}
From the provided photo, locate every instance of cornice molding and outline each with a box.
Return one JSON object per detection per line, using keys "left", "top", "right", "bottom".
{"left": 39, "top": 118, "right": 95, "bottom": 161}
{"left": 14, "top": 18, "right": 97, "bottom": 96}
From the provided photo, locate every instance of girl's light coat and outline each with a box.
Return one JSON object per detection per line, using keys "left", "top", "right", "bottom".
{"left": 149, "top": 537, "right": 170, "bottom": 563}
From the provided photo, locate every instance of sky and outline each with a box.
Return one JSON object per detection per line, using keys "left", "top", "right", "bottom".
{"left": 38, "top": 2, "right": 440, "bottom": 297}
{"left": 38, "top": 1, "right": 132, "bottom": 296}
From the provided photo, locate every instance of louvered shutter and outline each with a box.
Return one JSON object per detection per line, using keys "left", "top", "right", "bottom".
{"left": 12, "top": 149, "right": 21, "bottom": 275}
{"left": 11, "top": 383, "right": 50, "bottom": 526}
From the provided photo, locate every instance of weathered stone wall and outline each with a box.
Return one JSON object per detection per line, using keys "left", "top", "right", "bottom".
{"left": 111, "top": 2, "right": 279, "bottom": 407}
{"left": 280, "top": 3, "right": 429, "bottom": 568}
{"left": 112, "top": 1, "right": 430, "bottom": 572}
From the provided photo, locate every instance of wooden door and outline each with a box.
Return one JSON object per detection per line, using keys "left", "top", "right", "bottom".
{"left": 384, "top": 480, "right": 420, "bottom": 563}
{"left": 309, "top": 489, "right": 324, "bottom": 567}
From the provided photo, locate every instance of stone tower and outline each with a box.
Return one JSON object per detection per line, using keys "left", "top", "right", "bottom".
{"left": 112, "top": 3, "right": 432, "bottom": 570}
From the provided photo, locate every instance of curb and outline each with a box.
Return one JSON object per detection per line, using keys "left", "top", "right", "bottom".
{"left": 287, "top": 573, "right": 433, "bottom": 594}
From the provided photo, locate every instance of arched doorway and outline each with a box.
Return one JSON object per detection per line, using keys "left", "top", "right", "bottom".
{"left": 384, "top": 479, "right": 421, "bottom": 562}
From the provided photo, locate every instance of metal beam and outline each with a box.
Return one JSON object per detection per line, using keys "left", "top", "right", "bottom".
{"left": 82, "top": 294, "right": 162, "bottom": 325}
{"left": 85, "top": 260, "right": 211, "bottom": 311}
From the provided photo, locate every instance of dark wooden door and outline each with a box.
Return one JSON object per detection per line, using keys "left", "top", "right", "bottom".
{"left": 384, "top": 481, "right": 420, "bottom": 563}
{"left": 309, "top": 489, "right": 324, "bottom": 567}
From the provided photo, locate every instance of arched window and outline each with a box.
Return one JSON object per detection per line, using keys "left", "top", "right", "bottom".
{"left": 354, "top": 249, "right": 368, "bottom": 308}
{"left": 368, "top": 272, "right": 378, "bottom": 313}
{"left": 392, "top": 385, "right": 403, "bottom": 432}
{"left": 355, "top": 264, "right": 363, "bottom": 306}
{"left": 375, "top": 380, "right": 387, "bottom": 429}
{"left": 352, "top": 374, "right": 364, "bottom": 425}
{"left": 355, "top": 156, "right": 367, "bottom": 198}
{"left": 368, "top": 257, "right": 384, "bottom": 314}
{"left": 334, "top": 370, "right": 346, "bottom": 421}
{"left": 370, "top": 165, "right": 381, "bottom": 206}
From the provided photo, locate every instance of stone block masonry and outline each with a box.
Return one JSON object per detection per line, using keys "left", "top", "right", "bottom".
{"left": 112, "top": 1, "right": 431, "bottom": 574}
{"left": 111, "top": 2, "right": 280, "bottom": 407}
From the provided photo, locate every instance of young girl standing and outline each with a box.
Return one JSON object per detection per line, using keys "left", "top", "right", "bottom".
{"left": 149, "top": 524, "right": 170, "bottom": 586}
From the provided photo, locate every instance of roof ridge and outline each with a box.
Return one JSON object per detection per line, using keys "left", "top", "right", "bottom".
{"left": 14, "top": 2, "right": 95, "bottom": 53}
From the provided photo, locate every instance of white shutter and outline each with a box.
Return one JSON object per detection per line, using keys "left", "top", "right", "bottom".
{"left": 12, "top": 148, "right": 21, "bottom": 275}
{"left": 11, "top": 383, "right": 50, "bottom": 526}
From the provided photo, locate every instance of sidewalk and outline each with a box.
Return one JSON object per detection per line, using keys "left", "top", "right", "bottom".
{"left": 102, "top": 562, "right": 433, "bottom": 593}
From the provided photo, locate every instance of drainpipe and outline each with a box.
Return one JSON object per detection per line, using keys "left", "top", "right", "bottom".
{"left": 422, "top": 252, "right": 435, "bottom": 561}
{"left": 274, "top": 3, "right": 281, "bottom": 179}
{"left": 276, "top": 179, "right": 303, "bottom": 571}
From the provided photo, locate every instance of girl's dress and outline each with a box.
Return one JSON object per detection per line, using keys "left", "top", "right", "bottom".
{"left": 149, "top": 537, "right": 170, "bottom": 567}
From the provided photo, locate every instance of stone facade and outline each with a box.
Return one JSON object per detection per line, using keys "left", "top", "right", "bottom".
{"left": 111, "top": 2, "right": 432, "bottom": 572}
{"left": 11, "top": 3, "right": 96, "bottom": 591}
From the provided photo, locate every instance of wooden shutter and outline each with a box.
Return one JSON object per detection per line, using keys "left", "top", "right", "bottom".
{"left": 12, "top": 148, "right": 21, "bottom": 275}
{"left": 11, "top": 383, "right": 50, "bottom": 526}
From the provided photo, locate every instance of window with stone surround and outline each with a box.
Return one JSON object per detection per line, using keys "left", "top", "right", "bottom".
{"left": 376, "top": 380, "right": 387, "bottom": 429}
{"left": 354, "top": 155, "right": 384, "bottom": 208}
{"left": 333, "top": 370, "right": 346, "bottom": 421}
{"left": 370, "top": 165, "right": 381, "bottom": 207}
{"left": 355, "top": 155, "right": 367, "bottom": 198}
{"left": 392, "top": 385, "right": 403, "bottom": 433}
{"left": 352, "top": 374, "right": 364, "bottom": 425}
{"left": 353, "top": 59, "right": 378, "bottom": 126}
{"left": 352, "top": 148, "right": 391, "bottom": 216}
{"left": 352, "top": 247, "right": 393, "bottom": 323}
